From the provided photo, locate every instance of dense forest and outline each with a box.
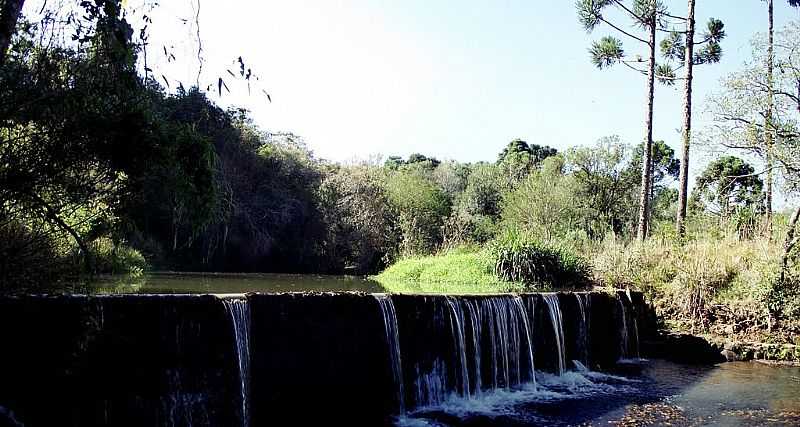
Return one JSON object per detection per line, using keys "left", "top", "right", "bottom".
{"left": 1, "top": 1, "right": 799, "bottom": 350}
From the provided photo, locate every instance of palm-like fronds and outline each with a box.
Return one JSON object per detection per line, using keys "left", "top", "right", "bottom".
{"left": 576, "top": 0, "right": 613, "bottom": 31}
{"left": 656, "top": 63, "right": 676, "bottom": 86}
{"left": 590, "top": 36, "right": 625, "bottom": 69}
{"left": 703, "top": 18, "right": 726, "bottom": 43}
{"left": 660, "top": 31, "right": 685, "bottom": 61}
{"left": 695, "top": 42, "right": 722, "bottom": 65}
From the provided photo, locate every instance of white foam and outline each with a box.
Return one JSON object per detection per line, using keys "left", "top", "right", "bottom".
{"left": 398, "top": 366, "right": 641, "bottom": 425}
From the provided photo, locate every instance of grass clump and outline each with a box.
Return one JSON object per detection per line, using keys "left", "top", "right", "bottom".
{"left": 374, "top": 246, "right": 523, "bottom": 294}
{"left": 491, "top": 239, "right": 590, "bottom": 290}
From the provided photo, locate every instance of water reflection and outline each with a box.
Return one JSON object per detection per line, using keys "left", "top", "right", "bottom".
{"left": 90, "top": 272, "right": 386, "bottom": 294}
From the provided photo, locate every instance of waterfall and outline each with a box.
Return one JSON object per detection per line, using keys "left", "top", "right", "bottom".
{"left": 542, "top": 294, "right": 566, "bottom": 375}
{"left": 616, "top": 292, "right": 640, "bottom": 359}
{"left": 574, "top": 293, "right": 590, "bottom": 365}
{"left": 223, "top": 298, "right": 250, "bottom": 427}
{"left": 512, "top": 296, "right": 536, "bottom": 388}
{"left": 624, "top": 290, "right": 641, "bottom": 358}
{"left": 445, "top": 297, "right": 470, "bottom": 398}
{"left": 464, "top": 299, "right": 483, "bottom": 395}
{"left": 375, "top": 295, "right": 406, "bottom": 414}
{"left": 616, "top": 293, "right": 630, "bottom": 359}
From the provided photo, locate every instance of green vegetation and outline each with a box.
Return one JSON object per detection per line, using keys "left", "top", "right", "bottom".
{"left": 375, "top": 247, "right": 522, "bottom": 294}
{"left": 1, "top": 1, "right": 799, "bottom": 355}
{"left": 491, "top": 233, "right": 590, "bottom": 290}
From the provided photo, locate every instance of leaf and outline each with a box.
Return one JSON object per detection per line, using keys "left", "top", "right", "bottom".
{"left": 162, "top": 75, "right": 170, "bottom": 88}
{"left": 218, "top": 78, "right": 223, "bottom": 96}
{"left": 227, "top": 69, "right": 236, "bottom": 78}
{"left": 262, "top": 90, "right": 272, "bottom": 103}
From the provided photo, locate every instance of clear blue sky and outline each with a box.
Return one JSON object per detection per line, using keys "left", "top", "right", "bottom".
{"left": 49, "top": 2, "right": 800, "bottom": 173}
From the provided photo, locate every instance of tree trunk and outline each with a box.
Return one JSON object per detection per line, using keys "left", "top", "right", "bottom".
{"left": 636, "top": 16, "right": 656, "bottom": 241}
{"left": 765, "top": 0, "right": 774, "bottom": 238}
{"left": 676, "top": 0, "right": 695, "bottom": 239}
{"left": 0, "top": 0, "right": 24, "bottom": 66}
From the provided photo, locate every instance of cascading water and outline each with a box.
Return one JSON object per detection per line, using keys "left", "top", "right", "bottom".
{"left": 542, "top": 294, "right": 566, "bottom": 375}
{"left": 445, "top": 297, "right": 471, "bottom": 398}
{"left": 405, "top": 296, "right": 538, "bottom": 411}
{"left": 374, "top": 295, "right": 406, "bottom": 414}
{"left": 617, "top": 294, "right": 629, "bottom": 358}
{"left": 223, "top": 298, "right": 250, "bottom": 427}
{"left": 626, "top": 290, "right": 641, "bottom": 358}
{"left": 616, "top": 292, "right": 640, "bottom": 359}
{"left": 574, "top": 293, "right": 590, "bottom": 365}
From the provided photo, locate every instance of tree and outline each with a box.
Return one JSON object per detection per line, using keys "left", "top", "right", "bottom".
{"left": 501, "top": 155, "right": 586, "bottom": 241}
{"left": 690, "top": 156, "right": 764, "bottom": 218}
{"left": 497, "top": 139, "right": 557, "bottom": 165}
{"left": 1, "top": 1, "right": 150, "bottom": 272}
{"left": 0, "top": 0, "right": 24, "bottom": 66}
{"left": 704, "top": 20, "right": 799, "bottom": 221}
{"left": 566, "top": 137, "right": 640, "bottom": 236}
{"left": 384, "top": 169, "right": 450, "bottom": 255}
{"left": 660, "top": 2, "right": 726, "bottom": 237}
{"left": 576, "top": 0, "right": 677, "bottom": 241}
{"left": 760, "top": 0, "right": 800, "bottom": 236}
{"left": 496, "top": 139, "right": 557, "bottom": 189}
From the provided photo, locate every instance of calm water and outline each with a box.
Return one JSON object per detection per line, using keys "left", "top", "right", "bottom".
{"left": 90, "top": 272, "right": 385, "bottom": 294}
{"left": 398, "top": 360, "right": 800, "bottom": 426}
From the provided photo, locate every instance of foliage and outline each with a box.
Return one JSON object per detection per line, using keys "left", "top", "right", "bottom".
{"left": 385, "top": 168, "right": 451, "bottom": 256}
{"left": 566, "top": 137, "right": 640, "bottom": 236}
{"left": 491, "top": 231, "right": 591, "bottom": 290}
{"left": 592, "top": 226, "right": 793, "bottom": 339}
{"left": 690, "top": 155, "right": 764, "bottom": 217}
{"left": 318, "top": 163, "right": 396, "bottom": 273}
{"left": 374, "top": 246, "right": 522, "bottom": 294}
{"left": 500, "top": 155, "right": 587, "bottom": 240}
{"left": 90, "top": 238, "right": 147, "bottom": 276}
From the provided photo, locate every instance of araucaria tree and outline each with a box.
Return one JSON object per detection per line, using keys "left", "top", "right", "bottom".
{"left": 659, "top": 2, "right": 726, "bottom": 238}
{"left": 576, "top": 0, "right": 678, "bottom": 240}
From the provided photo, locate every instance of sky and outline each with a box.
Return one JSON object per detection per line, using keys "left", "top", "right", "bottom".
{"left": 26, "top": 1, "right": 800, "bottom": 187}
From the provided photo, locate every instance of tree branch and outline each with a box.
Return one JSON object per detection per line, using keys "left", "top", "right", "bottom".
{"left": 622, "top": 61, "right": 647, "bottom": 75}
{"left": 600, "top": 17, "right": 650, "bottom": 45}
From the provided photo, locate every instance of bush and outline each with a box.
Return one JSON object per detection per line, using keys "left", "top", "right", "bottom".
{"left": 373, "top": 246, "right": 521, "bottom": 294}
{"left": 90, "top": 238, "right": 148, "bottom": 277}
{"left": 491, "top": 233, "right": 591, "bottom": 290}
{"left": 0, "top": 221, "right": 77, "bottom": 291}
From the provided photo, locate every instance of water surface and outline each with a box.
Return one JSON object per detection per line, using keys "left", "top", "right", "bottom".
{"left": 91, "top": 272, "right": 385, "bottom": 294}
{"left": 399, "top": 360, "right": 800, "bottom": 426}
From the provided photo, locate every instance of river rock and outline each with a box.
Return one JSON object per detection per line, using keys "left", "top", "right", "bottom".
{"left": 721, "top": 349, "right": 738, "bottom": 362}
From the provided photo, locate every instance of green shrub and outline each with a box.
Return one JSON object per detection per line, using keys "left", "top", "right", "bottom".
{"left": 373, "top": 246, "right": 521, "bottom": 294}
{"left": 0, "top": 221, "right": 78, "bottom": 291}
{"left": 491, "top": 233, "right": 591, "bottom": 290}
{"left": 90, "top": 238, "right": 148, "bottom": 277}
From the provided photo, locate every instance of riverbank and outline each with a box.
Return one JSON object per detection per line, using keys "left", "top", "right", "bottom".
{"left": 376, "top": 234, "right": 800, "bottom": 363}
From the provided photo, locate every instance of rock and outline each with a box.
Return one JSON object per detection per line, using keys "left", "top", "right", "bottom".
{"left": 653, "top": 333, "right": 726, "bottom": 364}
{"left": 721, "top": 349, "right": 737, "bottom": 362}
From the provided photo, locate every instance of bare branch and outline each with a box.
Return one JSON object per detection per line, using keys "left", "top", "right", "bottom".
{"left": 600, "top": 17, "right": 650, "bottom": 45}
